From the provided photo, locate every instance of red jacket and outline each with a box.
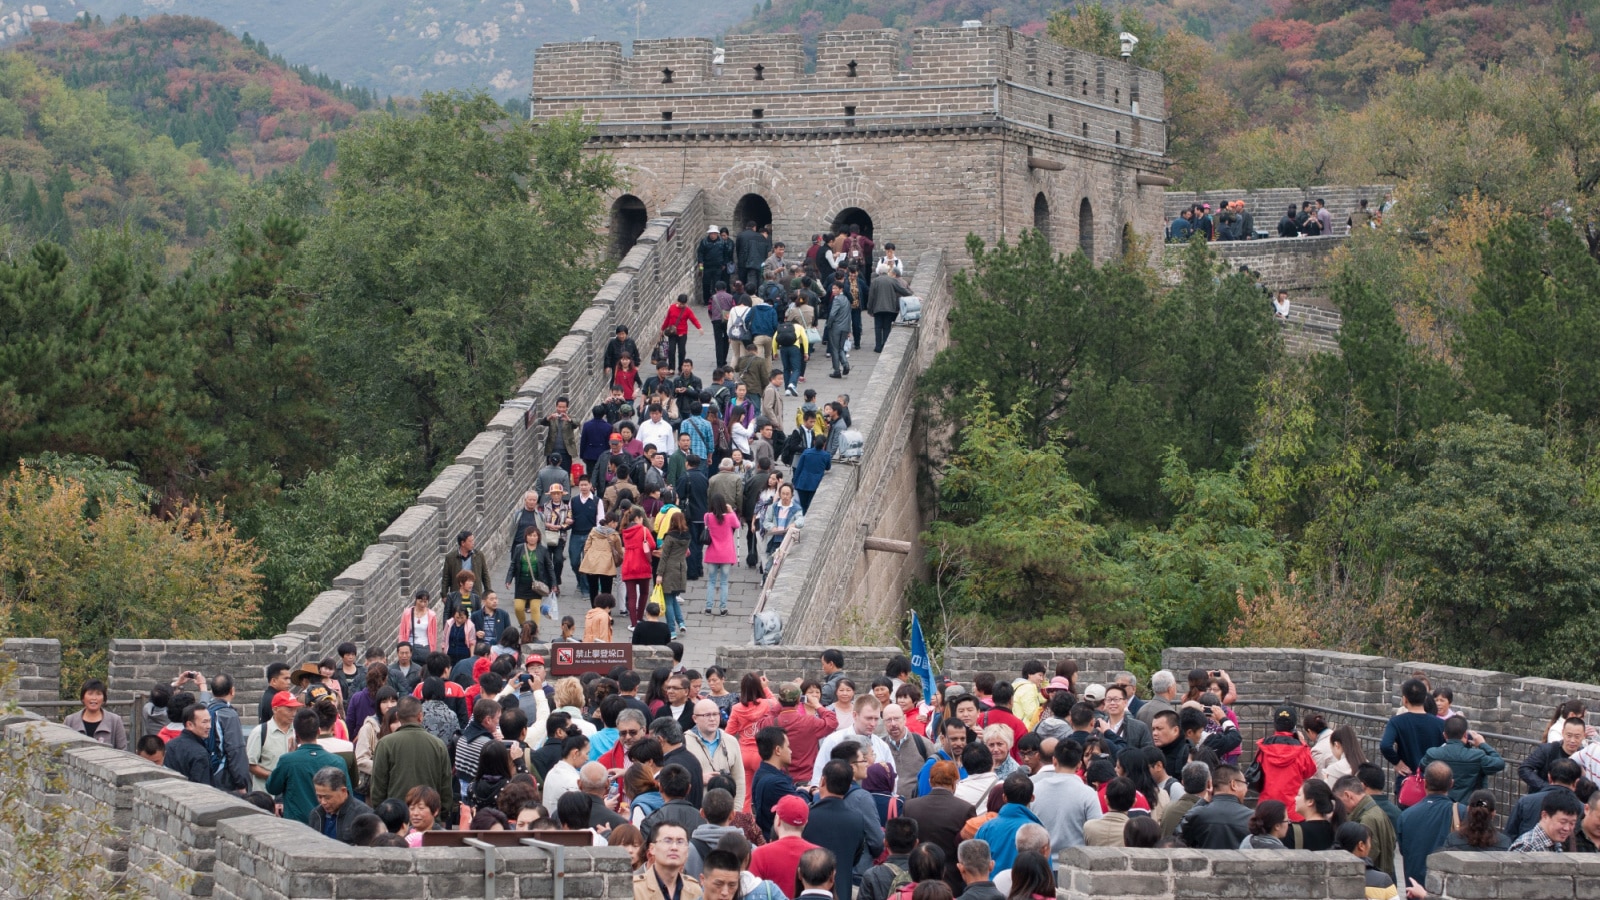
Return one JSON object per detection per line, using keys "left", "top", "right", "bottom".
{"left": 620, "top": 524, "right": 656, "bottom": 580}
{"left": 774, "top": 705, "right": 838, "bottom": 784}
{"left": 662, "top": 304, "right": 702, "bottom": 337}
{"left": 1255, "top": 733, "right": 1317, "bottom": 820}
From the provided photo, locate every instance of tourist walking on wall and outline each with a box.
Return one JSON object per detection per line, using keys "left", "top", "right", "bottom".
{"left": 661, "top": 293, "right": 703, "bottom": 371}
{"left": 792, "top": 438, "right": 831, "bottom": 512}
{"left": 867, "top": 262, "right": 911, "bottom": 353}
{"left": 703, "top": 501, "right": 741, "bottom": 615}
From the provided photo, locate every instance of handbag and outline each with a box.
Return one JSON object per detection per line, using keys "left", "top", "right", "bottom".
{"left": 1397, "top": 767, "right": 1427, "bottom": 807}
{"left": 1243, "top": 756, "right": 1265, "bottom": 793}
{"left": 538, "top": 512, "right": 561, "bottom": 548}
{"left": 649, "top": 582, "right": 665, "bottom": 609}
{"left": 609, "top": 535, "right": 624, "bottom": 568}
{"left": 806, "top": 326, "right": 822, "bottom": 345}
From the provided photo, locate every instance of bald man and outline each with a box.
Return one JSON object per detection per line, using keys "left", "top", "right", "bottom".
{"left": 577, "top": 761, "right": 629, "bottom": 831}
{"left": 685, "top": 698, "right": 747, "bottom": 811}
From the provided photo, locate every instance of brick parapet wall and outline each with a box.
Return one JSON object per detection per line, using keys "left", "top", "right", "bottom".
{"left": 101, "top": 187, "right": 708, "bottom": 727}
{"left": 1058, "top": 846, "right": 1366, "bottom": 899}
{"left": 1161, "top": 235, "right": 1344, "bottom": 294}
{"left": 0, "top": 716, "right": 640, "bottom": 900}
{"left": 1161, "top": 647, "right": 1598, "bottom": 740}
{"left": 759, "top": 250, "right": 949, "bottom": 644}
{"left": 0, "top": 637, "right": 63, "bottom": 703}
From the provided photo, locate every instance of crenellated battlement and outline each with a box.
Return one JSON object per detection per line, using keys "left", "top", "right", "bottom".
{"left": 533, "top": 26, "right": 1163, "bottom": 155}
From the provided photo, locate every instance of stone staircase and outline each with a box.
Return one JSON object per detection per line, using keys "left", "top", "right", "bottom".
{"left": 1279, "top": 301, "right": 1341, "bottom": 355}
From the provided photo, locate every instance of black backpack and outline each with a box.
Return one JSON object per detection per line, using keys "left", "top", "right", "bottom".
{"left": 781, "top": 427, "right": 806, "bottom": 466}
{"left": 776, "top": 321, "right": 798, "bottom": 347}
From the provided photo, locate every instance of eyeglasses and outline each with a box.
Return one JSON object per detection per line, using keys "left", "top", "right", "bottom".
{"left": 693, "top": 712, "right": 720, "bottom": 719}
{"left": 654, "top": 837, "right": 689, "bottom": 847}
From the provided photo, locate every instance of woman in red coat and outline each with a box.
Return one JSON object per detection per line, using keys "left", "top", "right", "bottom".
{"left": 725, "top": 672, "right": 778, "bottom": 812}
{"left": 619, "top": 507, "right": 657, "bottom": 629}
{"left": 659, "top": 292, "right": 703, "bottom": 370}
{"left": 1254, "top": 705, "right": 1319, "bottom": 820}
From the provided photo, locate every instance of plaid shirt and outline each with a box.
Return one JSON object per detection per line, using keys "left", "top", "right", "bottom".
{"left": 1510, "top": 824, "right": 1564, "bottom": 852}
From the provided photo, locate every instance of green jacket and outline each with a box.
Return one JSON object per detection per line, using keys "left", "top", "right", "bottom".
{"left": 265, "top": 743, "right": 348, "bottom": 827}
{"left": 370, "top": 722, "right": 454, "bottom": 815}
{"left": 1352, "top": 794, "right": 1398, "bottom": 881}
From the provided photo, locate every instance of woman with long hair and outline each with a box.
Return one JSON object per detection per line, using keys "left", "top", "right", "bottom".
{"left": 655, "top": 508, "right": 690, "bottom": 637}
{"left": 353, "top": 685, "right": 399, "bottom": 796}
{"left": 470, "top": 741, "right": 515, "bottom": 811}
{"left": 725, "top": 671, "right": 778, "bottom": 809}
{"left": 1546, "top": 699, "right": 1596, "bottom": 742}
{"left": 623, "top": 763, "right": 664, "bottom": 825}
{"left": 1444, "top": 790, "right": 1511, "bottom": 850}
{"left": 1288, "top": 777, "right": 1344, "bottom": 850}
{"left": 1115, "top": 747, "right": 1165, "bottom": 814}
{"left": 1303, "top": 712, "right": 1335, "bottom": 776}
{"left": 703, "top": 499, "right": 741, "bottom": 615}
{"left": 619, "top": 507, "right": 656, "bottom": 630}
{"left": 643, "top": 667, "right": 672, "bottom": 714}
{"left": 1323, "top": 724, "right": 1367, "bottom": 786}
{"left": 1004, "top": 850, "right": 1056, "bottom": 899}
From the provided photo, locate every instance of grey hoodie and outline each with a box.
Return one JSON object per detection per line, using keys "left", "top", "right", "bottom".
{"left": 690, "top": 822, "right": 743, "bottom": 859}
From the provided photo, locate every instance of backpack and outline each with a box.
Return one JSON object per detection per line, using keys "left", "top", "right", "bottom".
{"left": 781, "top": 427, "right": 806, "bottom": 466}
{"left": 776, "top": 321, "right": 798, "bottom": 347}
{"left": 883, "top": 863, "right": 911, "bottom": 896}
{"left": 728, "top": 307, "right": 751, "bottom": 341}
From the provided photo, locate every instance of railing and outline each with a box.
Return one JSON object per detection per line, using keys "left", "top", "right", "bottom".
{"left": 1230, "top": 699, "right": 1540, "bottom": 819}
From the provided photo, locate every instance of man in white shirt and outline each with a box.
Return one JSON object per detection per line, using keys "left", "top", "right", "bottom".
{"left": 1030, "top": 738, "right": 1102, "bottom": 849}
{"left": 636, "top": 405, "right": 676, "bottom": 460}
{"left": 812, "top": 697, "right": 895, "bottom": 785}
{"left": 541, "top": 733, "right": 589, "bottom": 811}
{"left": 246, "top": 691, "right": 299, "bottom": 792}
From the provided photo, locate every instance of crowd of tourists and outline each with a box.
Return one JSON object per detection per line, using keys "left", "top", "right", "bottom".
{"left": 1167, "top": 194, "right": 1394, "bottom": 243}
{"left": 63, "top": 644, "right": 1600, "bottom": 900}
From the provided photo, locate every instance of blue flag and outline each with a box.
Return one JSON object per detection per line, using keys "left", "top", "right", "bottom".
{"left": 909, "top": 611, "right": 936, "bottom": 704}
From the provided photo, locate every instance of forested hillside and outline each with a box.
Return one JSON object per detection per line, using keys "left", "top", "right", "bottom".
{"left": 19, "top": 17, "right": 378, "bottom": 177}
{"left": 52, "top": 0, "right": 752, "bottom": 100}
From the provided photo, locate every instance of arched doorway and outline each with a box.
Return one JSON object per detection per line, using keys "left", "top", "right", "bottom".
{"left": 829, "top": 207, "right": 873, "bottom": 239}
{"left": 609, "top": 194, "right": 648, "bottom": 258}
{"left": 1121, "top": 222, "right": 1136, "bottom": 259}
{"left": 1078, "top": 198, "right": 1095, "bottom": 259}
{"left": 1033, "top": 193, "right": 1051, "bottom": 243}
{"left": 733, "top": 193, "right": 773, "bottom": 231}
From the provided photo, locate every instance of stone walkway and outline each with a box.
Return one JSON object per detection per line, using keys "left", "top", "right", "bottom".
{"left": 564, "top": 297, "right": 884, "bottom": 670}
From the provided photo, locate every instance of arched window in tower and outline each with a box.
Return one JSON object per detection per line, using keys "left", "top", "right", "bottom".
{"left": 609, "top": 194, "right": 648, "bottom": 258}
{"left": 1078, "top": 198, "right": 1095, "bottom": 258}
{"left": 1033, "top": 192, "right": 1051, "bottom": 243}
{"left": 733, "top": 193, "right": 773, "bottom": 231}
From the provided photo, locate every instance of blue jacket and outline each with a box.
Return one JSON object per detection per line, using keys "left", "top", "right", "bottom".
{"left": 803, "top": 796, "right": 871, "bottom": 900}
{"left": 747, "top": 303, "right": 778, "bottom": 337}
{"left": 915, "top": 750, "right": 965, "bottom": 797}
{"left": 976, "top": 803, "right": 1044, "bottom": 873}
{"left": 1396, "top": 794, "right": 1464, "bottom": 888}
{"left": 1168, "top": 217, "right": 1193, "bottom": 241}
{"left": 793, "top": 448, "right": 831, "bottom": 491}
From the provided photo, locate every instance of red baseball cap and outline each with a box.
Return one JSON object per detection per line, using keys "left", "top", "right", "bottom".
{"left": 525, "top": 654, "right": 546, "bottom": 667}
{"left": 774, "top": 795, "right": 810, "bottom": 827}
{"left": 609, "top": 433, "right": 623, "bottom": 442}
{"left": 271, "top": 690, "right": 302, "bottom": 709}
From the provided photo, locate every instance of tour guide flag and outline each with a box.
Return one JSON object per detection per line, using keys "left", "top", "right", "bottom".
{"left": 909, "top": 611, "right": 935, "bottom": 704}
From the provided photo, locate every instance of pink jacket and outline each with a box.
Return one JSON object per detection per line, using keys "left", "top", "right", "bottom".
{"left": 398, "top": 607, "right": 439, "bottom": 651}
{"left": 703, "top": 512, "right": 742, "bottom": 565}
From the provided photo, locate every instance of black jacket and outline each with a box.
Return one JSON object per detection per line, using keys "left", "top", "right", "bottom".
{"left": 1179, "top": 794, "right": 1253, "bottom": 849}
{"left": 698, "top": 235, "right": 734, "bottom": 271}
{"left": 1506, "top": 784, "right": 1576, "bottom": 840}
{"left": 735, "top": 229, "right": 771, "bottom": 273}
{"left": 603, "top": 337, "right": 641, "bottom": 373}
{"left": 803, "top": 796, "right": 870, "bottom": 900}
{"left": 307, "top": 795, "right": 376, "bottom": 843}
{"left": 163, "top": 729, "right": 215, "bottom": 787}
{"left": 675, "top": 469, "right": 710, "bottom": 519}
{"left": 1518, "top": 740, "right": 1571, "bottom": 793}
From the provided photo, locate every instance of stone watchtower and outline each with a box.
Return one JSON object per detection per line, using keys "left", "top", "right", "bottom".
{"left": 531, "top": 27, "right": 1170, "bottom": 265}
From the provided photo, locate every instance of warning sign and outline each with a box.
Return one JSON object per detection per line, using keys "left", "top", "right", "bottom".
{"left": 551, "top": 643, "right": 634, "bottom": 675}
